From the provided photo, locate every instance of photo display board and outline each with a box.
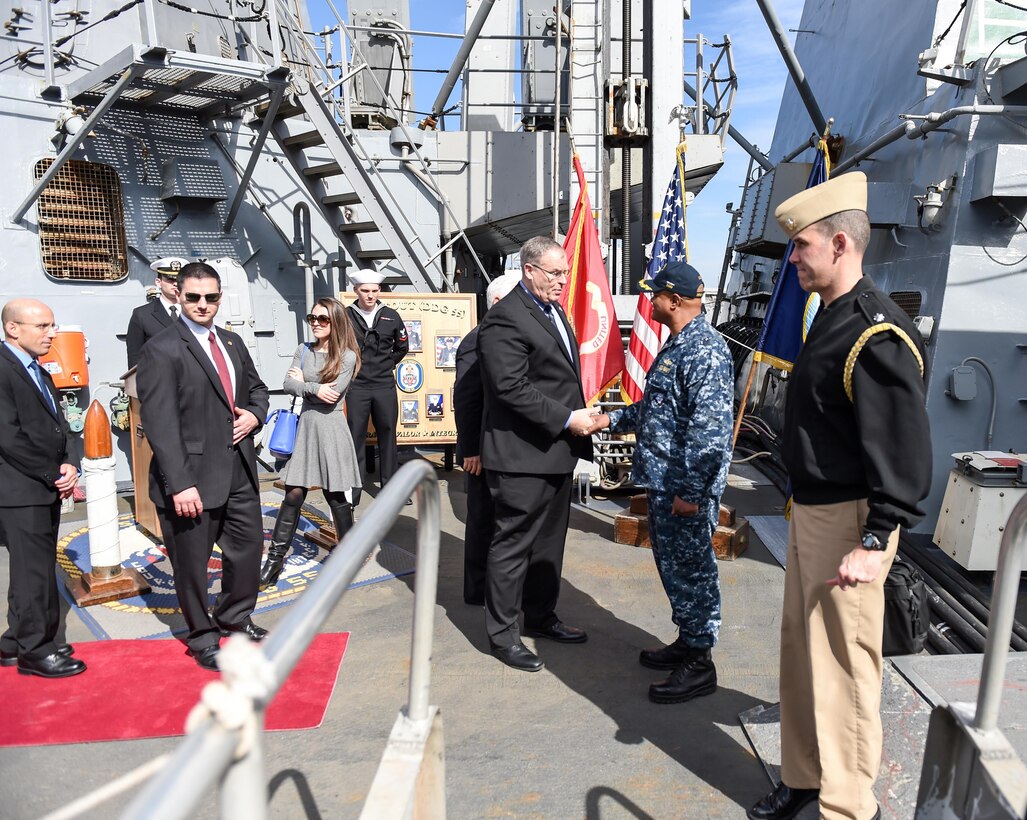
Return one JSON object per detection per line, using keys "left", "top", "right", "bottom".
{"left": 340, "top": 292, "right": 477, "bottom": 446}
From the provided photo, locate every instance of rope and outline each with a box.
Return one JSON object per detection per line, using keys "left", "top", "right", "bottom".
{"left": 842, "top": 323, "right": 924, "bottom": 402}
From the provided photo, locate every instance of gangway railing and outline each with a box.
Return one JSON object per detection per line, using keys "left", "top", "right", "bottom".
{"left": 45, "top": 460, "right": 444, "bottom": 819}
{"left": 914, "top": 493, "right": 1027, "bottom": 818}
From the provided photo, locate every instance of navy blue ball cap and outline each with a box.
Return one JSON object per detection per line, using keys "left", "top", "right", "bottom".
{"left": 639, "top": 260, "right": 704, "bottom": 297}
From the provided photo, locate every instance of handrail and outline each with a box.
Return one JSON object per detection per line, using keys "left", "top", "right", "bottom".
{"left": 974, "top": 493, "right": 1027, "bottom": 732}
{"left": 119, "top": 459, "right": 441, "bottom": 820}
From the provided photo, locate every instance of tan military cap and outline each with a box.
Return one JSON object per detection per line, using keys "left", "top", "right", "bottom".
{"left": 774, "top": 171, "right": 868, "bottom": 238}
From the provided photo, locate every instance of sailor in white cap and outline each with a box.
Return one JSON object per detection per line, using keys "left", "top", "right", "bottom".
{"left": 345, "top": 270, "right": 408, "bottom": 496}
{"left": 126, "top": 257, "right": 191, "bottom": 369}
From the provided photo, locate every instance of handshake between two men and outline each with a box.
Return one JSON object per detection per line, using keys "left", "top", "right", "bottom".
{"left": 568, "top": 407, "right": 612, "bottom": 437}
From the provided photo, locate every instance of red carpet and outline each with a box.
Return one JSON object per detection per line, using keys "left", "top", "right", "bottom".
{"left": 0, "top": 633, "right": 349, "bottom": 748}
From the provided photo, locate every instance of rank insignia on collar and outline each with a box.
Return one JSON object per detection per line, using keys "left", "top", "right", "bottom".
{"left": 873, "top": 313, "right": 885, "bottom": 322}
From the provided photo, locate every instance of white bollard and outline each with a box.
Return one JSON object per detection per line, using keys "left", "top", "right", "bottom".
{"left": 82, "top": 455, "right": 122, "bottom": 569}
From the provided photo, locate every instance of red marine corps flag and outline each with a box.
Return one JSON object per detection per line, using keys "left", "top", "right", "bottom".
{"left": 560, "top": 155, "right": 625, "bottom": 404}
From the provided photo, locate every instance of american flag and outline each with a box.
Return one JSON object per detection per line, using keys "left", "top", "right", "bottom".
{"left": 622, "top": 146, "right": 686, "bottom": 403}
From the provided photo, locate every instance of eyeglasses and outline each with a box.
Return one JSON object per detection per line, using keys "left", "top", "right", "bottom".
{"left": 529, "top": 263, "right": 570, "bottom": 280}
{"left": 12, "top": 321, "right": 59, "bottom": 332}
{"left": 306, "top": 314, "right": 331, "bottom": 327}
{"left": 183, "top": 292, "right": 222, "bottom": 304}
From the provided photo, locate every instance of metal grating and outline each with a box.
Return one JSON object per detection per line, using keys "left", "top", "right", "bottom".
{"left": 889, "top": 290, "right": 923, "bottom": 321}
{"left": 34, "top": 158, "right": 129, "bottom": 281}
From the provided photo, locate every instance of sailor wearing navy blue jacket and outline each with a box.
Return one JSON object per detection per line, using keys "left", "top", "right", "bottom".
{"left": 590, "top": 260, "right": 733, "bottom": 705}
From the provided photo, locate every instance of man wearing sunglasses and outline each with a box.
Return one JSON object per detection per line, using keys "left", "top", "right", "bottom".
{"left": 125, "top": 256, "right": 189, "bottom": 370}
{"left": 137, "top": 262, "right": 270, "bottom": 671}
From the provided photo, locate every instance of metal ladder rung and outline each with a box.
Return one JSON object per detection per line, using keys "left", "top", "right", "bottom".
{"left": 338, "top": 220, "right": 377, "bottom": 234}
{"left": 303, "top": 162, "right": 342, "bottom": 179}
{"left": 321, "top": 192, "right": 361, "bottom": 207}
{"left": 282, "top": 129, "right": 325, "bottom": 148}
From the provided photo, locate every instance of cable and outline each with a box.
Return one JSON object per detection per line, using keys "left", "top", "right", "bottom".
{"left": 53, "top": 0, "right": 143, "bottom": 47}
{"left": 934, "top": 0, "right": 968, "bottom": 48}
{"left": 994, "top": 0, "right": 1027, "bottom": 10}
{"left": 960, "top": 356, "right": 997, "bottom": 448}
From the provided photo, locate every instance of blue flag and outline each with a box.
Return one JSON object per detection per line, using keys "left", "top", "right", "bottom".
{"left": 755, "top": 142, "right": 830, "bottom": 371}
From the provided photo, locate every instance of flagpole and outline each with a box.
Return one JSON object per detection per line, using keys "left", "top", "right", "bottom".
{"left": 732, "top": 354, "right": 759, "bottom": 447}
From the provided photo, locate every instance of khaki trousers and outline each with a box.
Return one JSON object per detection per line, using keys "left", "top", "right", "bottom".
{"left": 779, "top": 499, "right": 897, "bottom": 820}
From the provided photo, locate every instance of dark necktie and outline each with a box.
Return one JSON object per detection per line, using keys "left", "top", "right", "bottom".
{"left": 544, "top": 305, "right": 572, "bottom": 358}
{"left": 170, "top": 305, "right": 178, "bottom": 320}
{"left": 30, "top": 361, "right": 57, "bottom": 414}
{"left": 208, "top": 331, "right": 235, "bottom": 412}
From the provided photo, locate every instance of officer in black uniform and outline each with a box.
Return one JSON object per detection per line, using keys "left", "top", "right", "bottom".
{"left": 747, "top": 172, "right": 932, "bottom": 820}
{"left": 345, "top": 271, "right": 408, "bottom": 490}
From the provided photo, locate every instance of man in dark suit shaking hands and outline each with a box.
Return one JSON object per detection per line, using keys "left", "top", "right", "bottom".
{"left": 477, "top": 236, "right": 596, "bottom": 672}
{"left": 125, "top": 256, "right": 189, "bottom": 370}
{"left": 137, "top": 262, "right": 270, "bottom": 671}
{"left": 0, "top": 299, "right": 85, "bottom": 678}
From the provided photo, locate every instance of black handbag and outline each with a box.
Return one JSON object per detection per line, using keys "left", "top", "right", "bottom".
{"left": 882, "top": 556, "right": 930, "bottom": 656}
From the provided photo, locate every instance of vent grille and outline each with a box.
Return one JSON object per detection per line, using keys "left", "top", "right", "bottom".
{"left": 34, "top": 158, "right": 128, "bottom": 281}
{"left": 888, "top": 291, "right": 922, "bottom": 322}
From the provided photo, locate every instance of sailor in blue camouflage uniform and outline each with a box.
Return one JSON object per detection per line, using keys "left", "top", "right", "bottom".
{"left": 591, "top": 260, "right": 733, "bottom": 704}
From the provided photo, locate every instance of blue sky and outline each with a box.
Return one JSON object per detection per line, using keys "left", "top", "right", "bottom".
{"left": 317, "top": 1, "right": 806, "bottom": 279}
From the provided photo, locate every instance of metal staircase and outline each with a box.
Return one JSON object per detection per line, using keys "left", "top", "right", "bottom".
{"left": 266, "top": 79, "right": 442, "bottom": 292}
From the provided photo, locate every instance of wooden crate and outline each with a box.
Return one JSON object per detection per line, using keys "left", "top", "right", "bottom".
{"left": 613, "top": 509, "right": 750, "bottom": 561}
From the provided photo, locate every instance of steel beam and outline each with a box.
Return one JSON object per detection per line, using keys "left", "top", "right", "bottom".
{"left": 223, "top": 82, "right": 287, "bottom": 233}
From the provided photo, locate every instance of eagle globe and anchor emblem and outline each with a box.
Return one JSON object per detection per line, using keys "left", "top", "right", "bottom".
{"left": 396, "top": 360, "right": 424, "bottom": 393}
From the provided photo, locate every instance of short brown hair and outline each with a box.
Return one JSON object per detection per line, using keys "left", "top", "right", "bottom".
{"left": 815, "top": 209, "right": 870, "bottom": 254}
{"left": 176, "top": 261, "right": 221, "bottom": 291}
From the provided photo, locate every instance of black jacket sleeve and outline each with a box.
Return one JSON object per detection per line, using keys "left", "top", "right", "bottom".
{"left": 126, "top": 308, "right": 145, "bottom": 370}
{"left": 391, "top": 310, "right": 409, "bottom": 364}
{"left": 851, "top": 332, "right": 932, "bottom": 541}
{"left": 454, "top": 333, "right": 483, "bottom": 458}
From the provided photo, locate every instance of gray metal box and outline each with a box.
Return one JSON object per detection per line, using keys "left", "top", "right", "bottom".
{"left": 971, "top": 144, "right": 1027, "bottom": 202}
{"left": 159, "top": 158, "right": 227, "bottom": 205}
{"left": 867, "top": 181, "right": 913, "bottom": 226}
{"left": 735, "top": 163, "right": 811, "bottom": 257}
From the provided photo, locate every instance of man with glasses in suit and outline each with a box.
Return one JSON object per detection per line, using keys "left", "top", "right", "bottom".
{"left": 137, "top": 262, "right": 270, "bottom": 671}
{"left": 476, "top": 236, "right": 597, "bottom": 672}
{"left": 0, "top": 299, "right": 85, "bottom": 677}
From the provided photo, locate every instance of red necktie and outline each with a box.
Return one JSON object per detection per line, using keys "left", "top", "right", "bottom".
{"left": 208, "top": 331, "right": 235, "bottom": 412}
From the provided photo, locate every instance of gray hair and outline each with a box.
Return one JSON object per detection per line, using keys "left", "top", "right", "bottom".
{"left": 815, "top": 209, "right": 870, "bottom": 254}
{"left": 486, "top": 272, "right": 522, "bottom": 306}
{"left": 519, "top": 236, "right": 563, "bottom": 269}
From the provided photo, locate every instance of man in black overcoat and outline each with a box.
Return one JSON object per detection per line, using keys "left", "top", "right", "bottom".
{"left": 137, "top": 263, "right": 269, "bottom": 671}
{"left": 125, "top": 256, "right": 189, "bottom": 369}
{"left": 477, "top": 236, "right": 596, "bottom": 672}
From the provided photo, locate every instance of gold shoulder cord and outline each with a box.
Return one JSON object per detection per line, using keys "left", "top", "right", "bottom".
{"left": 843, "top": 323, "right": 924, "bottom": 402}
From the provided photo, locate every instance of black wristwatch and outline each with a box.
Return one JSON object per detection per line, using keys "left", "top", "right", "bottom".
{"left": 860, "top": 532, "right": 885, "bottom": 551}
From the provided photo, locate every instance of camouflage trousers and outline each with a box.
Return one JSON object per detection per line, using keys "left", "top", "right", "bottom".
{"left": 646, "top": 490, "right": 721, "bottom": 649}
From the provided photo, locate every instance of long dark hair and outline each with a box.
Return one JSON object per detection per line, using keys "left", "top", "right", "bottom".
{"left": 313, "top": 297, "right": 361, "bottom": 383}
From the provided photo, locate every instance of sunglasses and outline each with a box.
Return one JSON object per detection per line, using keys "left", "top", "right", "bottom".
{"left": 306, "top": 314, "right": 331, "bottom": 327}
{"left": 183, "top": 292, "right": 222, "bottom": 304}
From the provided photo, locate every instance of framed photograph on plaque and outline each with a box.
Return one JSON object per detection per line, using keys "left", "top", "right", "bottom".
{"left": 434, "top": 335, "right": 459, "bottom": 368}
{"left": 426, "top": 392, "right": 444, "bottom": 418}
{"left": 401, "top": 400, "right": 419, "bottom": 424}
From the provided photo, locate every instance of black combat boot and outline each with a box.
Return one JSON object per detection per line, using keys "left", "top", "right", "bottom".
{"left": 260, "top": 502, "right": 301, "bottom": 588}
{"left": 639, "top": 636, "right": 693, "bottom": 670}
{"left": 328, "top": 498, "right": 354, "bottom": 544}
{"left": 648, "top": 647, "right": 717, "bottom": 704}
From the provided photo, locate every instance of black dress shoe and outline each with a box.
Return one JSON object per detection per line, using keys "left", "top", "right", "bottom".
{"left": 639, "top": 636, "right": 692, "bottom": 670}
{"left": 215, "top": 621, "right": 268, "bottom": 642}
{"left": 3, "top": 644, "right": 75, "bottom": 668}
{"left": 648, "top": 649, "right": 717, "bottom": 704}
{"left": 523, "top": 621, "right": 588, "bottom": 643}
{"left": 17, "top": 652, "right": 87, "bottom": 678}
{"left": 189, "top": 645, "right": 220, "bottom": 671}
{"left": 491, "top": 642, "right": 544, "bottom": 672}
{"left": 746, "top": 782, "right": 819, "bottom": 820}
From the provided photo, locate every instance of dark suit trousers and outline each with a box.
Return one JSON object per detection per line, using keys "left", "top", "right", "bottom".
{"left": 157, "top": 451, "right": 262, "bottom": 651}
{"left": 0, "top": 503, "right": 61, "bottom": 661}
{"left": 463, "top": 470, "right": 494, "bottom": 602}
{"left": 347, "top": 385, "right": 399, "bottom": 484}
{"left": 485, "top": 470, "right": 571, "bottom": 648}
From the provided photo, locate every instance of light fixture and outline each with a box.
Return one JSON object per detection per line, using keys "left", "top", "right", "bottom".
{"left": 914, "top": 176, "right": 955, "bottom": 232}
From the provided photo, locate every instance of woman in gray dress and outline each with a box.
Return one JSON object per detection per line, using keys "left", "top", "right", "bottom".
{"left": 260, "top": 297, "right": 362, "bottom": 588}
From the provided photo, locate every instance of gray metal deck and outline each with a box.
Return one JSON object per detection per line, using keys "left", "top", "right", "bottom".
{"left": 0, "top": 459, "right": 1021, "bottom": 818}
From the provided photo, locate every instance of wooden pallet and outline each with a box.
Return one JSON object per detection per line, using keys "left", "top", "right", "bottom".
{"left": 614, "top": 496, "right": 749, "bottom": 560}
